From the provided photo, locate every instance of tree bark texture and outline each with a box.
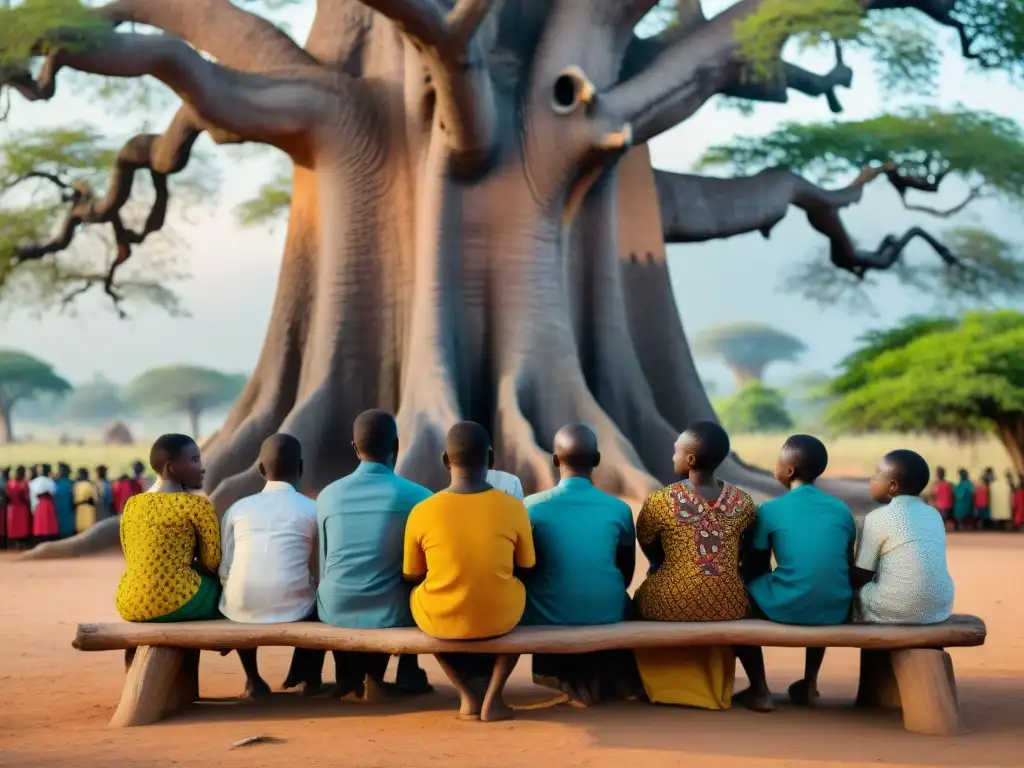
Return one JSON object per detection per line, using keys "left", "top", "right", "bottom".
{"left": 0, "top": 400, "right": 12, "bottom": 445}
{"left": 13, "top": 0, "right": 966, "bottom": 558}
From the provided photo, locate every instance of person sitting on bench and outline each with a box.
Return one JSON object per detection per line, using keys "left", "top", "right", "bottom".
{"left": 218, "top": 433, "right": 320, "bottom": 698}
{"left": 853, "top": 450, "right": 955, "bottom": 625}
{"left": 116, "top": 434, "right": 221, "bottom": 624}
{"left": 403, "top": 421, "right": 535, "bottom": 718}
{"left": 522, "top": 423, "right": 635, "bottom": 705}
{"left": 313, "top": 410, "right": 434, "bottom": 697}
{"left": 737, "top": 434, "right": 857, "bottom": 711}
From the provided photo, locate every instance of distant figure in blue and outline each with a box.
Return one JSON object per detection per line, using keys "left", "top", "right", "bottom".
{"left": 522, "top": 423, "right": 636, "bottom": 705}
{"left": 54, "top": 463, "right": 75, "bottom": 539}
{"left": 312, "top": 410, "right": 433, "bottom": 698}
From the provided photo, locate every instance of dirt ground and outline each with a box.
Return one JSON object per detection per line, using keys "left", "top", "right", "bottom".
{"left": 2, "top": 535, "right": 1022, "bottom": 768}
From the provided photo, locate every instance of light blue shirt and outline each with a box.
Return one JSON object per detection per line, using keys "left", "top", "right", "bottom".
{"left": 748, "top": 485, "right": 857, "bottom": 626}
{"left": 316, "top": 462, "right": 432, "bottom": 628}
{"left": 522, "top": 477, "right": 635, "bottom": 626}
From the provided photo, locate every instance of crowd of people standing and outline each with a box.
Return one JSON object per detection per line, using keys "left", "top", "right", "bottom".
{"left": 930, "top": 466, "right": 1024, "bottom": 531}
{"left": 111, "top": 412, "right": 958, "bottom": 714}
{"left": 0, "top": 461, "right": 152, "bottom": 550}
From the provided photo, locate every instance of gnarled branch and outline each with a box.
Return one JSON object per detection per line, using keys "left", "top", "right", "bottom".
{"left": 98, "top": 0, "right": 316, "bottom": 71}
{"left": 9, "top": 106, "right": 212, "bottom": 315}
{"left": 655, "top": 163, "right": 957, "bottom": 277}
{"left": 359, "top": 0, "right": 497, "bottom": 168}
{"left": 1, "top": 30, "right": 332, "bottom": 150}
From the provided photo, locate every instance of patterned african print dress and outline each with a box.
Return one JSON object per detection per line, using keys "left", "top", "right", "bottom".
{"left": 116, "top": 492, "right": 222, "bottom": 622}
{"left": 631, "top": 480, "right": 756, "bottom": 710}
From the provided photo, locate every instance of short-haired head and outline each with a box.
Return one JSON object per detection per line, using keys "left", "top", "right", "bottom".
{"left": 352, "top": 410, "right": 399, "bottom": 466}
{"left": 96, "top": 464, "right": 108, "bottom": 480}
{"left": 443, "top": 421, "right": 491, "bottom": 474}
{"left": 673, "top": 421, "right": 730, "bottom": 476}
{"left": 958, "top": 467, "right": 969, "bottom": 481}
{"left": 935, "top": 466, "right": 946, "bottom": 480}
{"left": 14, "top": 465, "right": 26, "bottom": 480}
{"left": 76, "top": 467, "right": 89, "bottom": 481}
{"left": 553, "top": 423, "right": 600, "bottom": 476}
{"left": 40, "top": 463, "right": 52, "bottom": 476}
{"left": 871, "top": 449, "right": 930, "bottom": 503}
{"left": 149, "top": 433, "right": 204, "bottom": 491}
{"left": 58, "top": 462, "right": 70, "bottom": 477}
{"left": 258, "top": 433, "right": 303, "bottom": 483}
{"left": 775, "top": 434, "right": 828, "bottom": 488}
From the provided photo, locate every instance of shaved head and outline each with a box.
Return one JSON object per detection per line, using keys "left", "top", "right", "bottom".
{"left": 258, "top": 433, "right": 303, "bottom": 482}
{"left": 353, "top": 409, "right": 398, "bottom": 464}
{"left": 553, "top": 423, "right": 600, "bottom": 474}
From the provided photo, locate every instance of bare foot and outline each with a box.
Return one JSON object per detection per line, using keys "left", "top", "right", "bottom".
{"left": 788, "top": 678, "right": 820, "bottom": 708}
{"left": 480, "top": 697, "right": 515, "bottom": 722}
{"left": 241, "top": 679, "right": 273, "bottom": 700}
{"left": 733, "top": 686, "right": 776, "bottom": 712}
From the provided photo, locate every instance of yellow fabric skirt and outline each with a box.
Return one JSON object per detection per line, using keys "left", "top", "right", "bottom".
{"left": 635, "top": 646, "right": 735, "bottom": 710}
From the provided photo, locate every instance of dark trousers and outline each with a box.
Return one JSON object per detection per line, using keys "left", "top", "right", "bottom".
{"left": 437, "top": 653, "right": 496, "bottom": 680}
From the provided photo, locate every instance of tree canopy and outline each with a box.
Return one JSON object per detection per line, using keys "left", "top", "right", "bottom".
{"left": 0, "top": 348, "right": 71, "bottom": 442}
{"left": 827, "top": 310, "right": 1024, "bottom": 471}
{"left": 59, "top": 374, "right": 125, "bottom": 422}
{"left": 693, "top": 322, "right": 807, "bottom": 386}
{"left": 717, "top": 381, "right": 794, "bottom": 434}
{"left": 123, "top": 365, "right": 246, "bottom": 438}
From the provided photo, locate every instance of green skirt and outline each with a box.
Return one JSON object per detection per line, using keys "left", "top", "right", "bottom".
{"left": 148, "top": 574, "right": 223, "bottom": 623}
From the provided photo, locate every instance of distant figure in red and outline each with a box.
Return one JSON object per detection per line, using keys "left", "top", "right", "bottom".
{"left": 1012, "top": 473, "right": 1024, "bottom": 531}
{"left": 932, "top": 467, "right": 954, "bottom": 528}
{"left": 974, "top": 472, "right": 992, "bottom": 531}
{"left": 31, "top": 476, "right": 59, "bottom": 544}
{"left": 113, "top": 473, "right": 134, "bottom": 515}
{"left": 5, "top": 466, "right": 32, "bottom": 550}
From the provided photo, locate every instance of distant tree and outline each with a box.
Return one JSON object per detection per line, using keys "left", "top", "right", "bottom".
{"left": 693, "top": 323, "right": 807, "bottom": 388}
{"left": 785, "top": 371, "right": 837, "bottom": 431}
{"left": 60, "top": 375, "right": 125, "bottom": 423}
{"left": 0, "top": 349, "right": 72, "bottom": 443}
{"left": 828, "top": 311, "right": 1024, "bottom": 472}
{"left": 717, "top": 382, "right": 794, "bottom": 435}
{"left": 123, "top": 366, "right": 247, "bottom": 438}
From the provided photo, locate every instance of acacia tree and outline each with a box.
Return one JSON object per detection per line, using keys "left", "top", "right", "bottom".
{"left": 828, "top": 311, "right": 1024, "bottom": 473}
{"left": 693, "top": 322, "right": 806, "bottom": 386}
{"left": 0, "top": 349, "right": 71, "bottom": 442}
{"left": 5, "top": 0, "right": 1024, "bottom": 560}
{"left": 124, "top": 365, "right": 247, "bottom": 437}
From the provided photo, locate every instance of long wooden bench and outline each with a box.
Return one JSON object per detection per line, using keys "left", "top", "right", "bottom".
{"left": 73, "top": 614, "right": 986, "bottom": 735}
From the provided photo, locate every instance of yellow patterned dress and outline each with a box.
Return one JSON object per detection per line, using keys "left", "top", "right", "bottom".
{"left": 632, "top": 480, "right": 756, "bottom": 709}
{"left": 116, "top": 492, "right": 222, "bottom": 622}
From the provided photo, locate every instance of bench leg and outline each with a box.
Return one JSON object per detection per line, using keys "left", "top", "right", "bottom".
{"left": 480, "top": 654, "right": 519, "bottom": 723}
{"left": 890, "top": 649, "right": 963, "bottom": 736}
{"left": 110, "top": 646, "right": 199, "bottom": 728}
{"left": 856, "top": 650, "right": 901, "bottom": 709}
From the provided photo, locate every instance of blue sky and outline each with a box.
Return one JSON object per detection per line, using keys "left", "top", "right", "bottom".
{"left": 3, "top": 1, "right": 1023, "bottom": 392}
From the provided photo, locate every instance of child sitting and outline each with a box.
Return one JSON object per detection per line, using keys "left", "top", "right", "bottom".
{"left": 736, "top": 435, "right": 857, "bottom": 710}
{"left": 853, "top": 450, "right": 954, "bottom": 624}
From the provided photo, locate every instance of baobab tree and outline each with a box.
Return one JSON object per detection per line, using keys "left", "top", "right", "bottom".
{"left": 693, "top": 323, "right": 806, "bottom": 387}
{"left": 4, "top": 0, "right": 1024, "bottom": 558}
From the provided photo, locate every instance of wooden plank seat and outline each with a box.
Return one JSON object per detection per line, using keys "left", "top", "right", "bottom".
{"left": 73, "top": 614, "right": 986, "bottom": 734}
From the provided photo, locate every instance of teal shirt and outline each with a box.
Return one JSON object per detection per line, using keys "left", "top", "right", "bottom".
{"left": 747, "top": 485, "right": 856, "bottom": 626}
{"left": 522, "top": 477, "right": 635, "bottom": 626}
{"left": 316, "top": 462, "right": 432, "bottom": 628}
{"left": 953, "top": 480, "right": 974, "bottom": 521}
{"left": 54, "top": 477, "right": 75, "bottom": 537}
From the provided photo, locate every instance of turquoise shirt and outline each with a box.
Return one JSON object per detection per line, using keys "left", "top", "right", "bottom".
{"left": 316, "top": 462, "right": 432, "bottom": 628}
{"left": 747, "top": 485, "right": 856, "bottom": 626}
{"left": 54, "top": 477, "right": 75, "bottom": 538}
{"left": 522, "top": 477, "right": 635, "bottom": 626}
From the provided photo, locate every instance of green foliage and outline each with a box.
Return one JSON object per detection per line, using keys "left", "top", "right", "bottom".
{"left": 59, "top": 375, "right": 125, "bottom": 422}
{"left": 860, "top": 10, "right": 943, "bottom": 96}
{"left": 954, "top": 0, "right": 1024, "bottom": 82}
{"left": 0, "top": 349, "right": 71, "bottom": 407}
{"left": 697, "top": 107, "right": 1024, "bottom": 201}
{"left": 234, "top": 170, "right": 293, "bottom": 227}
{"left": 717, "top": 382, "right": 794, "bottom": 434}
{"left": 827, "top": 311, "right": 1024, "bottom": 441}
{"left": 123, "top": 365, "right": 246, "bottom": 418}
{"left": 0, "top": 0, "right": 107, "bottom": 67}
{"left": 784, "top": 371, "right": 836, "bottom": 430}
{"left": 693, "top": 323, "right": 807, "bottom": 379}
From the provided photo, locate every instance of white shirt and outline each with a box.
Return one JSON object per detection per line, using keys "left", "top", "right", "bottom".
{"left": 855, "top": 495, "right": 955, "bottom": 624}
{"left": 29, "top": 476, "right": 56, "bottom": 511}
{"left": 487, "top": 469, "right": 524, "bottom": 499}
{"left": 219, "top": 481, "right": 318, "bottom": 623}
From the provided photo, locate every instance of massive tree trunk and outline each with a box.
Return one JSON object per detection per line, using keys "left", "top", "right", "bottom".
{"left": 11, "top": 0, "right": 918, "bottom": 560}
{"left": 0, "top": 399, "right": 13, "bottom": 445}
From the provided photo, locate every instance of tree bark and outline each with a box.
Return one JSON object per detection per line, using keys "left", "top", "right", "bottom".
{"left": 0, "top": 399, "right": 13, "bottom": 444}
{"left": 995, "top": 419, "right": 1024, "bottom": 476}
{"left": 186, "top": 401, "right": 201, "bottom": 441}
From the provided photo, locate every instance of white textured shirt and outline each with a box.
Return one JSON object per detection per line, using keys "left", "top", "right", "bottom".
{"left": 487, "top": 470, "right": 524, "bottom": 499}
{"left": 29, "top": 476, "right": 56, "bottom": 511}
{"left": 855, "top": 495, "right": 955, "bottom": 624}
{"left": 219, "top": 481, "right": 318, "bottom": 623}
